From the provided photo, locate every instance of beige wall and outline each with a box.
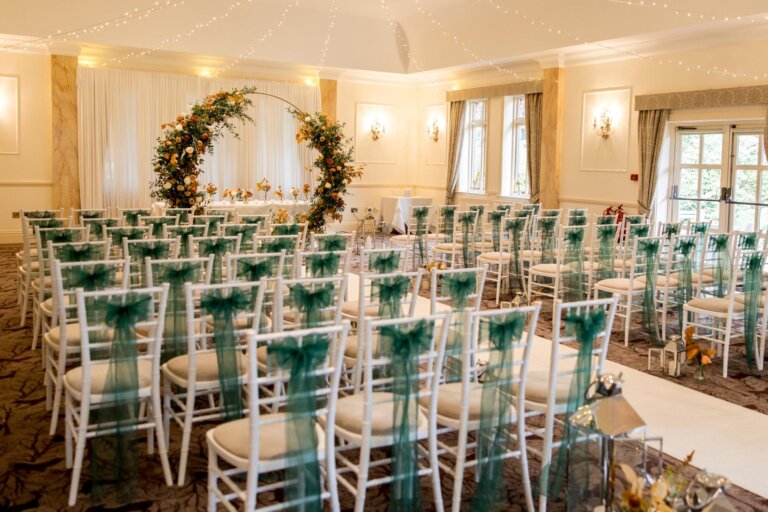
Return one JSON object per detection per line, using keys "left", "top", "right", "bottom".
{"left": 0, "top": 53, "right": 52, "bottom": 243}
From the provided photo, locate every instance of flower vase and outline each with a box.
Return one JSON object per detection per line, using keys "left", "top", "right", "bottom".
{"left": 229, "top": 197, "right": 235, "bottom": 205}
{"left": 693, "top": 365, "right": 705, "bottom": 381}
{"left": 264, "top": 192, "right": 268, "bottom": 202}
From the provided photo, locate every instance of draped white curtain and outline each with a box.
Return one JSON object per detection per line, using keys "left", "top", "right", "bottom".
{"left": 77, "top": 67, "right": 320, "bottom": 209}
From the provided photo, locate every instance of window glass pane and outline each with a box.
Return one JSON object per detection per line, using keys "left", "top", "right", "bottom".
{"left": 759, "top": 206, "right": 768, "bottom": 232}
{"left": 680, "top": 134, "right": 700, "bottom": 164}
{"left": 678, "top": 200, "right": 697, "bottom": 223}
{"left": 737, "top": 134, "right": 760, "bottom": 165}
{"left": 733, "top": 204, "right": 756, "bottom": 231}
{"left": 513, "top": 125, "right": 528, "bottom": 196}
{"left": 700, "top": 169, "right": 720, "bottom": 199}
{"left": 678, "top": 168, "right": 698, "bottom": 198}
{"left": 470, "top": 125, "right": 485, "bottom": 191}
{"left": 734, "top": 169, "right": 758, "bottom": 202}
{"left": 701, "top": 133, "right": 722, "bottom": 165}
{"left": 700, "top": 201, "right": 719, "bottom": 230}
{"left": 761, "top": 171, "right": 768, "bottom": 204}
{"left": 516, "top": 96, "right": 525, "bottom": 119}
{"left": 472, "top": 100, "right": 486, "bottom": 121}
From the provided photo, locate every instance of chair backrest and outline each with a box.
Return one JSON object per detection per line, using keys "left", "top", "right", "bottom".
{"left": 219, "top": 223, "right": 259, "bottom": 251}
{"left": 254, "top": 234, "right": 301, "bottom": 276}
{"left": 35, "top": 228, "right": 89, "bottom": 290}
{"left": 146, "top": 256, "right": 214, "bottom": 289}
{"left": 118, "top": 208, "right": 152, "bottom": 227}
{"left": 595, "top": 214, "right": 617, "bottom": 225}
{"left": 106, "top": 226, "right": 150, "bottom": 256}
{"left": 627, "top": 236, "right": 664, "bottom": 283}
{"left": 435, "top": 205, "right": 458, "bottom": 241}
{"left": 244, "top": 322, "right": 349, "bottom": 509}
{"left": 74, "top": 285, "right": 168, "bottom": 411}
{"left": 193, "top": 214, "right": 227, "bottom": 234}
{"left": 22, "top": 209, "right": 63, "bottom": 219}
{"left": 236, "top": 214, "right": 269, "bottom": 232}
{"left": 206, "top": 208, "right": 236, "bottom": 223}
{"left": 163, "top": 224, "right": 207, "bottom": 257}
{"left": 312, "top": 232, "right": 355, "bottom": 252}
{"left": 49, "top": 240, "right": 111, "bottom": 264}
{"left": 361, "top": 247, "right": 407, "bottom": 273}
{"left": 51, "top": 258, "right": 130, "bottom": 330}
{"left": 587, "top": 223, "right": 620, "bottom": 279}
{"left": 82, "top": 218, "right": 119, "bottom": 240}
{"left": 276, "top": 275, "right": 347, "bottom": 332}
{"left": 124, "top": 238, "right": 179, "bottom": 287}
{"left": 429, "top": 267, "right": 486, "bottom": 313}
{"left": 191, "top": 235, "right": 242, "bottom": 283}
{"left": 141, "top": 215, "right": 179, "bottom": 239}
{"left": 298, "top": 250, "right": 352, "bottom": 278}
{"left": 532, "top": 214, "right": 560, "bottom": 262}
{"left": 226, "top": 252, "right": 285, "bottom": 283}
{"left": 355, "top": 271, "right": 423, "bottom": 321}
{"left": 71, "top": 208, "right": 108, "bottom": 226}
{"left": 658, "top": 221, "right": 685, "bottom": 241}
{"left": 164, "top": 207, "right": 193, "bottom": 224}
{"left": 404, "top": 205, "right": 433, "bottom": 236}
{"left": 546, "top": 296, "right": 620, "bottom": 409}
{"left": 687, "top": 220, "right": 711, "bottom": 236}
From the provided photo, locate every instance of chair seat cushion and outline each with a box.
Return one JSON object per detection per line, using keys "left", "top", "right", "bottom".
{"left": 478, "top": 251, "right": 512, "bottom": 262}
{"left": 733, "top": 293, "right": 766, "bottom": 306}
{"left": 521, "top": 249, "right": 542, "bottom": 258}
{"left": 426, "top": 233, "right": 447, "bottom": 241}
{"left": 636, "top": 275, "right": 679, "bottom": 287}
{"left": 46, "top": 322, "right": 114, "bottom": 347}
{"left": 335, "top": 392, "right": 424, "bottom": 436}
{"left": 19, "top": 261, "right": 40, "bottom": 273}
{"left": 391, "top": 234, "right": 416, "bottom": 243}
{"left": 686, "top": 297, "right": 743, "bottom": 313}
{"left": 420, "top": 382, "right": 488, "bottom": 421}
{"left": 164, "top": 351, "right": 247, "bottom": 383}
{"left": 341, "top": 301, "right": 380, "bottom": 319}
{"left": 211, "top": 413, "right": 325, "bottom": 461}
{"left": 343, "top": 335, "right": 362, "bottom": 358}
{"left": 434, "top": 242, "right": 461, "bottom": 252}
{"left": 520, "top": 371, "right": 571, "bottom": 405}
{"left": 595, "top": 278, "right": 644, "bottom": 291}
{"left": 65, "top": 360, "right": 153, "bottom": 394}
{"left": 530, "top": 263, "right": 563, "bottom": 274}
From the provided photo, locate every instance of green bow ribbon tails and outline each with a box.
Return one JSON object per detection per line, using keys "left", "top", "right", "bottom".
{"left": 458, "top": 212, "right": 477, "bottom": 268}
{"left": 638, "top": 239, "right": 662, "bottom": 346}
{"left": 675, "top": 237, "right": 697, "bottom": 330}
{"left": 743, "top": 252, "right": 763, "bottom": 375}
{"left": 413, "top": 207, "right": 430, "bottom": 267}
{"left": 563, "top": 228, "right": 586, "bottom": 302}
{"left": 128, "top": 241, "right": 173, "bottom": 287}
{"left": 198, "top": 237, "right": 236, "bottom": 284}
{"left": 538, "top": 217, "right": 557, "bottom": 264}
{"left": 122, "top": 209, "right": 150, "bottom": 227}
{"left": 287, "top": 283, "right": 335, "bottom": 328}
{"left": 442, "top": 272, "right": 477, "bottom": 382}
{"left": 709, "top": 234, "right": 731, "bottom": 298}
{"left": 505, "top": 217, "right": 527, "bottom": 294}
{"left": 169, "top": 225, "right": 205, "bottom": 257}
{"left": 376, "top": 275, "right": 411, "bottom": 319}
{"left": 156, "top": 261, "right": 201, "bottom": 361}
{"left": 595, "top": 225, "right": 617, "bottom": 283}
{"left": 441, "top": 206, "right": 457, "bottom": 243}
{"left": 488, "top": 211, "right": 505, "bottom": 252}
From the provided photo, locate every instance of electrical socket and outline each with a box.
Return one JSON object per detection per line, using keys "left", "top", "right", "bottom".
{"left": 11, "top": 211, "right": 19, "bottom": 219}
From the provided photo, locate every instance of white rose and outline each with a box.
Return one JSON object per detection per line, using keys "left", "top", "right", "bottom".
{"left": 163, "top": 182, "right": 172, "bottom": 189}
{"left": 175, "top": 124, "right": 183, "bottom": 130}
{"left": 325, "top": 182, "right": 332, "bottom": 189}
{"left": 196, "top": 196, "right": 203, "bottom": 203}
{"left": 304, "top": 116, "right": 311, "bottom": 122}
{"left": 185, "top": 146, "right": 194, "bottom": 155}
{"left": 184, "top": 176, "right": 191, "bottom": 185}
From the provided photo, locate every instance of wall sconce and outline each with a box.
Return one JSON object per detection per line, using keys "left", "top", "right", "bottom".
{"left": 427, "top": 119, "right": 440, "bottom": 142}
{"left": 593, "top": 108, "right": 612, "bottom": 139}
{"left": 370, "top": 118, "right": 385, "bottom": 141}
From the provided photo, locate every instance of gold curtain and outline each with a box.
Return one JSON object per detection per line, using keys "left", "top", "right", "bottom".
{"left": 445, "top": 101, "right": 466, "bottom": 204}
{"left": 524, "top": 93, "right": 543, "bottom": 204}
{"left": 637, "top": 109, "right": 670, "bottom": 215}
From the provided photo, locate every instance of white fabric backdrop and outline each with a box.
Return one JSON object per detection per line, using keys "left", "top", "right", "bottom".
{"left": 77, "top": 67, "right": 320, "bottom": 209}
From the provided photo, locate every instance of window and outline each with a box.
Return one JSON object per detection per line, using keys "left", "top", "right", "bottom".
{"left": 501, "top": 95, "right": 528, "bottom": 197}
{"left": 458, "top": 99, "right": 488, "bottom": 193}
{"left": 670, "top": 125, "right": 768, "bottom": 231}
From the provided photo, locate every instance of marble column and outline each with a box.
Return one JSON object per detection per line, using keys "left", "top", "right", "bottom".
{"left": 319, "top": 79, "right": 337, "bottom": 121}
{"left": 540, "top": 67, "right": 564, "bottom": 209}
{"left": 51, "top": 55, "right": 80, "bottom": 210}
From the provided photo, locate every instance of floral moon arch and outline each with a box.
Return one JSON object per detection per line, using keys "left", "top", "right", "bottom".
{"left": 150, "top": 87, "right": 362, "bottom": 232}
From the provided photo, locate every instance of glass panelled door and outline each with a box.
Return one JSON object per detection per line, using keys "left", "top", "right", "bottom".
{"left": 671, "top": 126, "right": 767, "bottom": 231}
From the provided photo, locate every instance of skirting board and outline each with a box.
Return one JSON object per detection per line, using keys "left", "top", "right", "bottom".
{"left": 0, "top": 230, "right": 22, "bottom": 244}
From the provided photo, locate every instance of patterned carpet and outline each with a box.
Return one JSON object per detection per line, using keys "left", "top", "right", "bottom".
{"left": 0, "top": 243, "right": 766, "bottom": 510}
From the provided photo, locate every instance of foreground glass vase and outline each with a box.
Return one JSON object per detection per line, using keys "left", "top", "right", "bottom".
{"left": 693, "top": 365, "right": 705, "bottom": 381}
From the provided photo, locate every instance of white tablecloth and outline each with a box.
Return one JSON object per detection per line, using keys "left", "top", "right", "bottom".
{"left": 151, "top": 200, "right": 311, "bottom": 218}
{"left": 380, "top": 196, "right": 433, "bottom": 233}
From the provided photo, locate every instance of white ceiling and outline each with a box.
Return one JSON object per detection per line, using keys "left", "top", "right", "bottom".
{"left": 1, "top": 0, "right": 768, "bottom": 75}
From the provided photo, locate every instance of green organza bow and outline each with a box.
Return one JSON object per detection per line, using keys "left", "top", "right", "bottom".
{"left": 441, "top": 206, "right": 457, "bottom": 243}
{"left": 25, "top": 210, "right": 56, "bottom": 219}
{"left": 471, "top": 312, "right": 526, "bottom": 511}
{"left": 675, "top": 237, "right": 697, "bottom": 330}
{"left": 743, "top": 252, "right": 763, "bottom": 375}
{"left": 662, "top": 223, "right": 680, "bottom": 240}
{"left": 318, "top": 234, "right": 346, "bottom": 252}
{"left": 260, "top": 237, "right": 295, "bottom": 254}
{"left": 413, "top": 207, "right": 430, "bottom": 266}
{"left": 638, "top": 239, "right": 662, "bottom": 346}
{"left": 30, "top": 218, "right": 63, "bottom": 229}
{"left": 240, "top": 215, "right": 267, "bottom": 227}
{"left": 267, "top": 335, "right": 330, "bottom": 511}
{"left": 568, "top": 214, "right": 587, "bottom": 226}
{"left": 273, "top": 224, "right": 301, "bottom": 235}
{"left": 377, "top": 275, "right": 411, "bottom": 319}
{"left": 544, "top": 309, "right": 606, "bottom": 504}
{"left": 201, "top": 289, "right": 251, "bottom": 420}
{"left": 122, "top": 209, "right": 149, "bottom": 227}
{"left": 488, "top": 211, "right": 505, "bottom": 252}
{"left": 237, "top": 259, "right": 276, "bottom": 282}
{"left": 380, "top": 320, "right": 433, "bottom": 512}
{"left": 738, "top": 232, "right": 758, "bottom": 250}
{"left": 596, "top": 225, "right": 617, "bottom": 282}
{"left": 165, "top": 209, "right": 190, "bottom": 223}
{"left": 195, "top": 215, "right": 225, "bottom": 233}
{"left": 170, "top": 225, "right": 205, "bottom": 257}
{"left": 199, "top": 237, "right": 235, "bottom": 284}
{"left": 80, "top": 210, "right": 104, "bottom": 221}
{"left": 129, "top": 241, "right": 172, "bottom": 287}
{"left": 91, "top": 292, "right": 152, "bottom": 502}
{"left": 288, "top": 283, "right": 334, "bottom": 327}
{"left": 709, "top": 234, "right": 731, "bottom": 297}
{"left": 505, "top": 218, "right": 526, "bottom": 294}
{"left": 628, "top": 224, "right": 650, "bottom": 241}
{"left": 41, "top": 228, "right": 78, "bottom": 246}
{"left": 370, "top": 251, "right": 400, "bottom": 274}
{"left": 443, "top": 272, "right": 478, "bottom": 382}
{"left": 64, "top": 264, "right": 117, "bottom": 292}
{"left": 596, "top": 216, "right": 614, "bottom": 225}
{"left": 691, "top": 222, "right": 709, "bottom": 235}
{"left": 57, "top": 243, "right": 102, "bottom": 263}
{"left": 225, "top": 225, "right": 257, "bottom": 251}
{"left": 306, "top": 252, "right": 341, "bottom": 278}
{"left": 110, "top": 228, "right": 145, "bottom": 250}
{"left": 469, "top": 206, "right": 485, "bottom": 242}
{"left": 145, "top": 218, "right": 176, "bottom": 239}
{"left": 538, "top": 217, "right": 557, "bottom": 264}
{"left": 563, "top": 228, "right": 586, "bottom": 302}
{"left": 458, "top": 212, "right": 476, "bottom": 268}
{"left": 624, "top": 215, "right": 644, "bottom": 225}
{"left": 157, "top": 262, "right": 200, "bottom": 361}
{"left": 495, "top": 204, "right": 512, "bottom": 215}
{"left": 85, "top": 218, "right": 117, "bottom": 239}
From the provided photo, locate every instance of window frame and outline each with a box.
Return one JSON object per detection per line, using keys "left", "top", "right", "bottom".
{"left": 501, "top": 95, "right": 529, "bottom": 198}
{"left": 458, "top": 99, "right": 489, "bottom": 194}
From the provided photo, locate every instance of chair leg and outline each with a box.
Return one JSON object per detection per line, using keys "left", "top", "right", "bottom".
{"left": 207, "top": 445, "right": 219, "bottom": 512}
{"left": 162, "top": 378, "right": 172, "bottom": 448}
{"left": 624, "top": 295, "right": 632, "bottom": 347}
{"left": 517, "top": 419, "right": 535, "bottom": 512}
{"left": 68, "top": 401, "right": 90, "bottom": 506}
{"left": 176, "top": 390, "right": 196, "bottom": 486}
{"left": 353, "top": 444, "right": 372, "bottom": 512}
{"left": 450, "top": 429, "right": 468, "bottom": 512}
{"left": 429, "top": 429, "right": 444, "bottom": 512}
{"left": 151, "top": 386, "right": 174, "bottom": 487}
{"left": 49, "top": 372, "right": 64, "bottom": 436}
{"left": 538, "top": 407, "right": 557, "bottom": 512}
{"left": 64, "top": 395, "right": 73, "bottom": 468}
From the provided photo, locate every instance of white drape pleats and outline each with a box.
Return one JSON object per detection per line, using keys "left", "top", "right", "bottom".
{"left": 77, "top": 67, "right": 320, "bottom": 209}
